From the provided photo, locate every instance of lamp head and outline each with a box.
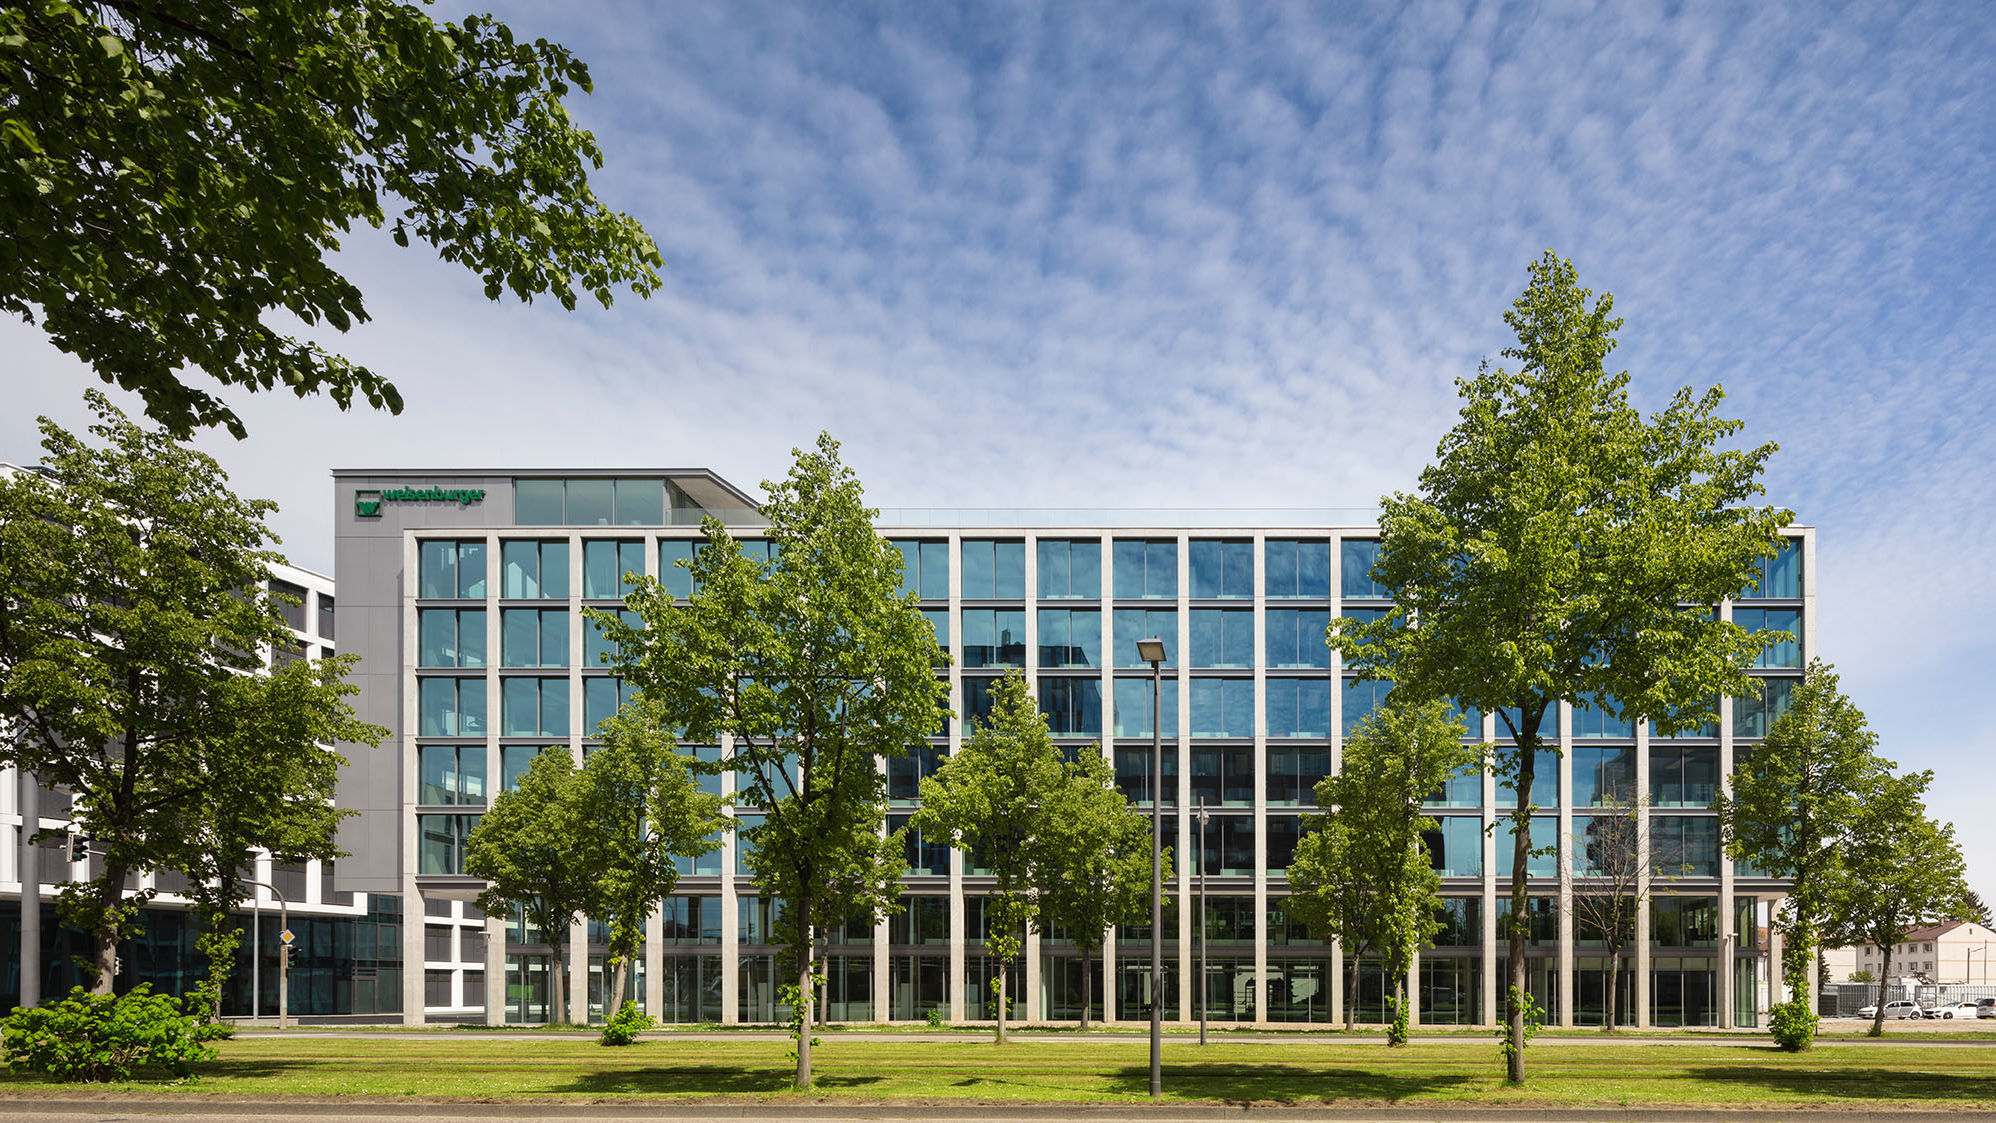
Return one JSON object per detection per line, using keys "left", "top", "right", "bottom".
{"left": 1136, "top": 637, "right": 1167, "bottom": 665}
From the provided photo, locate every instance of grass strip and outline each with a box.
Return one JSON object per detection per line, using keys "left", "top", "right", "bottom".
{"left": 5, "top": 1037, "right": 1996, "bottom": 1105}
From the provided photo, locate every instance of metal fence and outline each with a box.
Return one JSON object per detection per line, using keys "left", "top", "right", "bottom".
{"left": 1819, "top": 981, "right": 1996, "bottom": 1016}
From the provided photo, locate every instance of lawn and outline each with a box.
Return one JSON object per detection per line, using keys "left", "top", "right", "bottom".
{"left": 6, "top": 1036, "right": 1996, "bottom": 1106}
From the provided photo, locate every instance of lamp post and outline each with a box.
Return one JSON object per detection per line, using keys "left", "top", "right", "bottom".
{"left": 244, "top": 878, "right": 292, "bottom": 1028}
{"left": 1136, "top": 636, "right": 1168, "bottom": 1100}
{"left": 1197, "top": 798, "right": 1209, "bottom": 1046}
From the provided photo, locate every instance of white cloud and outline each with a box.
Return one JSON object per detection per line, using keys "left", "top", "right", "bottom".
{"left": 5, "top": 0, "right": 1996, "bottom": 896}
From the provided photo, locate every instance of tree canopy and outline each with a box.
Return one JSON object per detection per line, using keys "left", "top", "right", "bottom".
{"left": 1287, "top": 699, "right": 1469, "bottom": 1041}
{"left": 913, "top": 671, "right": 1066, "bottom": 1042}
{"left": 0, "top": 0, "right": 662, "bottom": 438}
{"left": 465, "top": 746, "right": 595, "bottom": 1026}
{"left": 1718, "top": 660, "right": 1887, "bottom": 1050}
{"left": 1333, "top": 250, "right": 1791, "bottom": 1081}
{"left": 0, "top": 394, "right": 384, "bottom": 991}
{"left": 598, "top": 433, "right": 948, "bottom": 1088}
{"left": 1034, "top": 738, "right": 1160, "bottom": 1028}
{"left": 1825, "top": 769, "right": 1970, "bottom": 1037}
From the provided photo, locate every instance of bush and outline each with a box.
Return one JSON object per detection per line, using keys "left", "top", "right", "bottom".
{"left": 1769, "top": 997, "right": 1818, "bottom": 1052}
{"left": 598, "top": 999, "right": 653, "bottom": 1047}
{"left": 2, "top": 985, "right": 218, "bottom": 1082}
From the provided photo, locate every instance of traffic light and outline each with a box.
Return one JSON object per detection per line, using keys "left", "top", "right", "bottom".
{"left": 66, "top": 833, "right": 90, "bottom": 862}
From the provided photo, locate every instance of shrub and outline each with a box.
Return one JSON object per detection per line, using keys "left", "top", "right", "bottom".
{"left": 2, "top": 985, "right": 217, "bottom": 1082}
{"left": 1769, "top": 997, "right": 1819, "bottom": 1052}
{"left": 598, "top": 999, "right": 653, "bottom": 1047}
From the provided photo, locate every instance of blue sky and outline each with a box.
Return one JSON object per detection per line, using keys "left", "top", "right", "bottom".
{"left": 7, "top": 1, "right": 1996, "bottom": 905}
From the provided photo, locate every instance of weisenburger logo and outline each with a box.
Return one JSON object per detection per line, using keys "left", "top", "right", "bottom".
{"left": 354, "top": 487, "right": 484, "bottom": 517}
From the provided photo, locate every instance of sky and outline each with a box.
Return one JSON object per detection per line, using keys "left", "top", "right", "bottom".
{"left": 7, "top": 1, "right": 1996, "bottom": 907}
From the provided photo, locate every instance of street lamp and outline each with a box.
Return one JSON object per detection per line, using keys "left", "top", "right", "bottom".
{"left": 1197, "top": 798, "right": 1209, "bottom": 1047}
{"left": 1136, "top": 636, "right": 1168, "bottom": 1100}
{"left": 244, "top": 878, "right": 293, "bottom": 1029}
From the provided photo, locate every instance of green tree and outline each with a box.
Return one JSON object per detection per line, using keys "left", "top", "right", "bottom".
{"left": 0, "top": 395, "right": 383, "bottom": 992}
{"left": 599, "top": 434, "right": 948, "bottom": 1088}
{"left": 1332, "top": 251, "right": 1790, "bottom": 1080}
{"left": 1288, "top": 700, "right": 1470, "bottom": 1042}
{"left": 1716, "top": 660, "right": 1886, "bottom": 1050}
{"left": 1568, "top": 794, "right": 1672, "bottom": 1034}
{"left": 912, "top": 672, "right": 1064, "bottom": 1043}
{"left": 575, "top": 692, "right": 730, "bottom": 1015}
{"left": 1822, "top": 769, "right": 1970, "bottom": 1038}
{"left": 464, "top": 747, "right": 594, "bottom": 1026}
{"left": 1035, "top": 746, "right": 1161, "bottom": 1029}
{"left": 0, "top": 0, "right": 662, "bottom": 439}
{"left": 1959, "top": 889, "right": 1991, "bottom": 927}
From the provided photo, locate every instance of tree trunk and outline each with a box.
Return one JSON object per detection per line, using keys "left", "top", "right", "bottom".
{"left": 1079, "top": 946, "right": 1092, "bottom": 1029}
{"left": 548, "top": 938, "right": 567, "bottom": 1027}
{"left": 1345, "top": 952, "right": 1358, "bottom": 1032}
{"left": 609, "top": 953, "right": 630, "bottom": 1018}
{"left": 1604, "top": 947, "right": 1620, "bottom": 1033}
{"left": 1505, "top": 747, "right": 1535, "bottom": 1084}
{"left": 1389, "top": 977, "right": 1407, "bottom": 1046}
{"left": 1872, "top": 946, "right": 1892, "bottom": 1038}
{"left": 91, "top": 865, "right": 127, "bottom": 995}
{"left": 794, "top": 899, "right": 814, "bottom": 1090}
{"left": 995, "top": 969, "right": 1008, "bottom": 1044}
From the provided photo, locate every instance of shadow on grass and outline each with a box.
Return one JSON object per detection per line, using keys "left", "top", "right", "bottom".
{"left": 1106, "top": 1064, "right": 1474, "bottom": 1103}
{"left": 1686, "top": 1065, "right": 1996, "bottom": 1103}
{"left": 555, "top": 1067, "right": 885, "bottom": 1096}
{"left": 0, "top": 1058, "right": 317, "bottom": 1088}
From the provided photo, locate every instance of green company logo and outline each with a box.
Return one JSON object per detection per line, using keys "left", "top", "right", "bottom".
{"left": 353, "top": 487, "right": 485, "bottom": 518}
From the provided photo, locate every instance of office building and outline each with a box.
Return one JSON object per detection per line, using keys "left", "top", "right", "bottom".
{"left": 331, "top": 468, "right": 1812, "bottom": 1029}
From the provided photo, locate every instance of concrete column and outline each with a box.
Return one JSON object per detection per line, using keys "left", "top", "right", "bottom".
{"left": 1635, "top": 712, "right": 1653, "bottom": 1029}
{"left": 873, "top": 912, "right": 890, "bottom": 1023}
{"left": 645, "top": 903, "right": 665, "bottom": 1018}
{"left": 484, "top": 912, "right": 506, "bottom": 1025}
{"left": 18, "top": 770, "right": 39, "bottom": 1010}
{"left": 1024, "top": 924, "right": 1042, "bottom": 1024}
{"left": 1175, "top": 534, "right": 1191, "bottom": 1024}
{"left": 1407, "top": 949, "right": 1421, "bottom": 1030}
{"left": 569, "top": 918, "right": 589, "bottom": 1024}
{"left": 719, "top": 787, "right": 740, "bottom": 1023}
{"left": 400, "top": 879, "right": 425, "bottom": 1025}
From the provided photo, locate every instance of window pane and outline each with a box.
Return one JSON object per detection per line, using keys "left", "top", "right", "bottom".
{"left": 1733, "top": 677, "right": 1797, "bottom": 738}
{"left": 1267, "top": 748, "right": 1330, "bottom": 805}
{"left": 1148, "top": 541, "right": 1177, "bottom": 597}
{"left": 1571, "top": 745, "right": 1636, "bottom": 806}
{"left": 1266, "top": 609, "right": 1330, "bottom": 668}
{"left": 419, "top": 678, "right": 458, "bottom": 736}
{"left": 1113, "top": 677, "right": 1179, "bottom": 737}
{"left": 514, "top": 480, "right": 564, "bottom": 525}
{"left": 1037, "top": 608, "right": 1099, "bottom": 668}
{"left": 584, "top": 677, "right": 619, "bottom": 731}
{"left": 1738, "top": 608, "right": 1801, "bottom": 668}
{"left": 614, "top": 479, "right": 665, "bottom": 525}
{"left": 1573, "top": 693, "right": 1633, "bottom": 739}
{"left": 1267, "top": 678, "right": 1330, "bottom": 738}
{"left": 659, "top": 540, "right": 695, "bottom": 600}
{"left": 503, "top": 542, "right": 540, "bottom": 599}
{"left": 420, "top": 744, "right": 457, "bottom": 805}
{"left": 566, "top": 479, "right": 614, "bottom": 526}
{"left": 419, "top": 541, "right": 456, "bottom": 600}
{"left": 540, "top": 610, "right": 569, "bottom": 667}
{"left": 502, "top": 678, "right": 537, "bottom": 737}
{"left": 1039, "top": 677, "right": 1102, "bottom": 735}
{"left": 1113, "top": 539, "right": 1146, "bottom": 598}
{"left": 583, "top": 540, "right": 621, "bottom": 599}
{"left": 919, "top": 542, "right": 948, "bottom": 599}
{"left": 1743, "top": 541, "right": 1801, "bottom": 599}
{"left": 1342, "top": 677, "right": 1390, "bottom": 735}
{"left": 1189, "top": 540, "right": 1250, "bottom": 598}
{"left": 961, "top": 540, "right": 994, "bottom": 599}
{"left": 1112, "top": 608, "right": 1177, "bottom": 667}
{"left": 1341, "top": 539, "right": 1385, "bottom": 599}
{"left": 893, "top": 541, "right": 921, "bottom": 597}
{"left": 1035, "top": 539, "right": 1076, "bottom": 598}
{"left": 993, "top": 541, "right": 1023, "bottom": 599}
{"left": 539, "top": 542, "right": 568, "bottom": 599}
{"left": 540, "top": 677, "right": 569, "bottom": 737}
{"left": 503, "top": 610, "right": 539, "bottom": 667}
{"left": 1189, "top": 678, "right": 1252, "bottom": 737}
{"left": 419, "top": 609, "right": 456, "bottom": 667}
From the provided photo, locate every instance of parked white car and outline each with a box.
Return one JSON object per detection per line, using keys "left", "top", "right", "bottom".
{"left": 1933, "top": 1001, "right": 1979, "bottom": 1019}
{"left": 1856, "top": 1000, "right": 1925, "bottom": 1019}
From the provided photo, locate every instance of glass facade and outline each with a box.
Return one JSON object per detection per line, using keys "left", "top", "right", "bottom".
{"left": 385, "top": 519, "right": 1808, "bottom": 1028}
